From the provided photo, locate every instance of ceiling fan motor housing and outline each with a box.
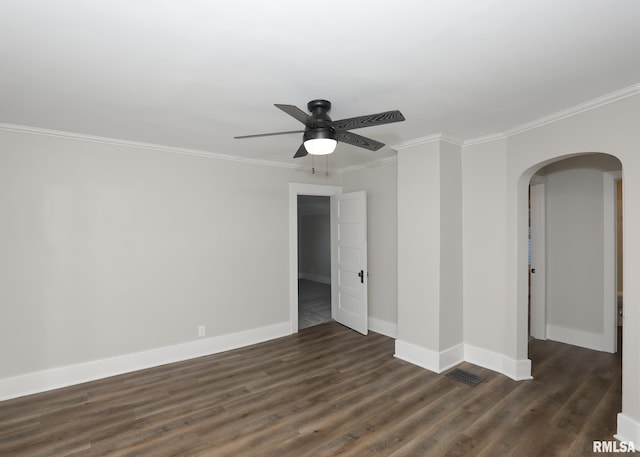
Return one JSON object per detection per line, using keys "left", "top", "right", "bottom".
{"left": 303, "top": 127, "right": 336, "bottom": 141}
{"left": 308, "top": 99, "right": 331, "bottom": 114}
{"left": 307, "top": 99, "right": 333, "bottom": 129}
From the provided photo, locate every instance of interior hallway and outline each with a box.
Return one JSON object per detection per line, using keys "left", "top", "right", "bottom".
{"left": 298, "top": 279, "right": 331, "bottom": 330}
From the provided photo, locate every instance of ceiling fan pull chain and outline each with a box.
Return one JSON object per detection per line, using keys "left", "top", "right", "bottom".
{"left": 326, "top": 155, "right": 329, "bottom": 177}
{"left": 312, "top": 155, "right": 315, "bottom": 174}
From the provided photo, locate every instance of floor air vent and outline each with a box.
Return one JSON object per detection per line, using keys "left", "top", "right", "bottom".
{"left": 446, "top": 368, "right": 484, "bottom": 387}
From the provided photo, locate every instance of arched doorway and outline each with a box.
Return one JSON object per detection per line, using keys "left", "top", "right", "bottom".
{"left": 526, "top": 153, "right": 622, "bottom": 353}
{"left": 512, "top": 151, "right": 626, "bottom": 445}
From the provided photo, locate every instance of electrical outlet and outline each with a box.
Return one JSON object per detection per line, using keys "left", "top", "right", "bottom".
{"left": 198, "top": 325, "right": 205, "bottom": 337}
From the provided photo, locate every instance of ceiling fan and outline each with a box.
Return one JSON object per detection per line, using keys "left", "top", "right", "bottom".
{"left": 234, "top": 100, "right": 405, "bottom": 158}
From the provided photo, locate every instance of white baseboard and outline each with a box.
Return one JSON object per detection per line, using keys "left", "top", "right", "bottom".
{"left": 298, "top": 273, "right": 331, "bottom": 285}
{"left": 464, "top": 344, "right": 532, "bottom": 381}
{"left": 546, "top": 324, "right": 604, "bottom": 352}
{"left": 394, "top": 340, "right": 442, "bottom": 373}
{"left": 441, "top": 344, "right": 465, "bottom": 371}
{"left": 395, "top": 340, "right": 532, "bottom": 381}
{"left": 394, "top": 340, "right": 464, "bottom": 373}
{"left": 616, "top": 413, "right": 640, "bottom": 444}
{"left": 368, "top": 317, "right": 397, "bottom": 338}
{"left": 0, "top": 321, "right": 290, "bottom": 402}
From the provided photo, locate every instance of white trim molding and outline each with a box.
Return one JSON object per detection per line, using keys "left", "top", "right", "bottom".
{"left": 464, "top": 344, "right": 532, "bottom": 381}
{"left": 3, "top": 84, "right": 638, "bottom": 172}
{"left": 465, "top": 83, "right": 640, "bottom": 146}
{"left": 395, "top": 340, "right": 532, "bottom": 381}
{"left": 529, "top": 179, "right": 547, "bottom": 340}
{"left": 0, "top": 322, "right": 290, "bottom": 402}
{"left": 604, "top": 170, "right": 623, "bottom": 353}
{"left": 505, "top": 83, "right": 640, "bottom": 139}
{"left": 0, "top": 122, "right": 312, "bottom": 170}
{"left": 616, "top": 414, "right": 640, "bottom": 444}
{"left": 546, "top": 324, "right": 605, "bottom": 352}
{"left": 392, "top": 133, "right": 463, "bottom": 151}
{"left": 394, "top": 340, "right": 464, "bottom": 374}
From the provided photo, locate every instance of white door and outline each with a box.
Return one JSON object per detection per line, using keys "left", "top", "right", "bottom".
{"left": 331, "top": 191, "right": 368, "bottom": 335}
{"left": 530, "top": 180, "right": 546, "bottom": 340}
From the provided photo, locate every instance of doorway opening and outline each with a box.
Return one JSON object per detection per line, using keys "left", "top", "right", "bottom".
{"left": 289, "top": 183, "right": 342, "bottom": 334}
{"left": 297, "top": 195, "right": 332, "bottom": 330}
{"left": 526, "top": 153, "right": 622, "bottom": 353}
{"left": 289, "top": 183, "right": 369, "bottom": 335}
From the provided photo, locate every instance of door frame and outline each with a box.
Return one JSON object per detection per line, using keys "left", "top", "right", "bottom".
{"left": 527, "top": 170, "right": 620, "bottom": 352}
{"left": 604, "top": 170, "right": 622, "bottom": 353}
{"left": 529, "top": 175, "right": 547, "bottom": 340}
{"left": 289, "top": 183, "right": 342, "bottom": 334}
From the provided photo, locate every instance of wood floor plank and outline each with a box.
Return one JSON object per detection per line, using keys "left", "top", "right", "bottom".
{"left": 0, "top": 322, "right": 627, "bottom": 456}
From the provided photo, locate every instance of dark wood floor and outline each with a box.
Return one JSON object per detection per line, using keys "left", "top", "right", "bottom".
{"left": 0, "top": 322, "right": 627, "bottom": 456}
{"left": 298, "top": 279, "right": 331, "bottom": 330}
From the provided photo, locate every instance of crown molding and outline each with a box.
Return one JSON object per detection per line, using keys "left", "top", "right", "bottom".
{"left": 463, "top": 132, "right": 508, "bottom": 147}
{"left": 464, "top": 82, "right": 640, "bottom": 146}
{"left": 0, "top": 121, "right": 385, "bottom": 174}
{"left": 391, "top": 133, "right": 442, "bottom": 150}
{"left": 0, "top": 122, "right": 309, "bottom": 171}
{"left": 3, "top": 83, "right": 638, "bottom": 170}
{"left": 506, "top": 82, "right": 640, "bottom": 138}
{"left": 392, "top": 133, "right": 463, "bottom": 151}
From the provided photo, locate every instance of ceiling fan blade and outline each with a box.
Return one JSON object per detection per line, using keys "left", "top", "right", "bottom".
{"left": 337, "top": 131, "right": 385, "bottom": 151}
{"left": 275, "top": 104, "right": 312, "bottom": 126}
{"left": 234, "top": 129, "right": 305, "bottom": 139}
{"left": 293, "top": 143, "right": 308, "bottom": 158}
{"left": 332, "top": 110, "right": 405, "bottom": 131}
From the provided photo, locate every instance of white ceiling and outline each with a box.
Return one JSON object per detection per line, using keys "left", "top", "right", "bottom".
{"left": 1, "top": 0, "right": 640, "bottom": 170}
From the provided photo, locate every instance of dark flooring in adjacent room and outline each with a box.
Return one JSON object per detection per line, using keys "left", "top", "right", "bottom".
{"left": 298, "top": 279, "right": 331, "bottom": 330}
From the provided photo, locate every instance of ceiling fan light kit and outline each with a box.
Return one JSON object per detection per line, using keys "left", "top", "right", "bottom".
{"left": 303, "top": 127, "right": 337, "bottom": 155}
{"left": 303, "top": 138, "right": 337, "bottom": 155}
{"left": 234, "top": 99, "right": 405, "bottom": 158}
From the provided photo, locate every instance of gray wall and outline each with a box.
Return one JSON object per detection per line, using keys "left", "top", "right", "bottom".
{"left": 297, "top": 195, "right": 331, "bottom": 284}
{"left": 0, "top": 129, "right": 341, "bottom": 380}
{"left": 0, "top": 127, "right": 401, "bottom": 390}
{"left": 540, "top": 154, "right": 621, "bottom": 336}
{"left": 342, "top": 160, "right": 398, "bottom": 329}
